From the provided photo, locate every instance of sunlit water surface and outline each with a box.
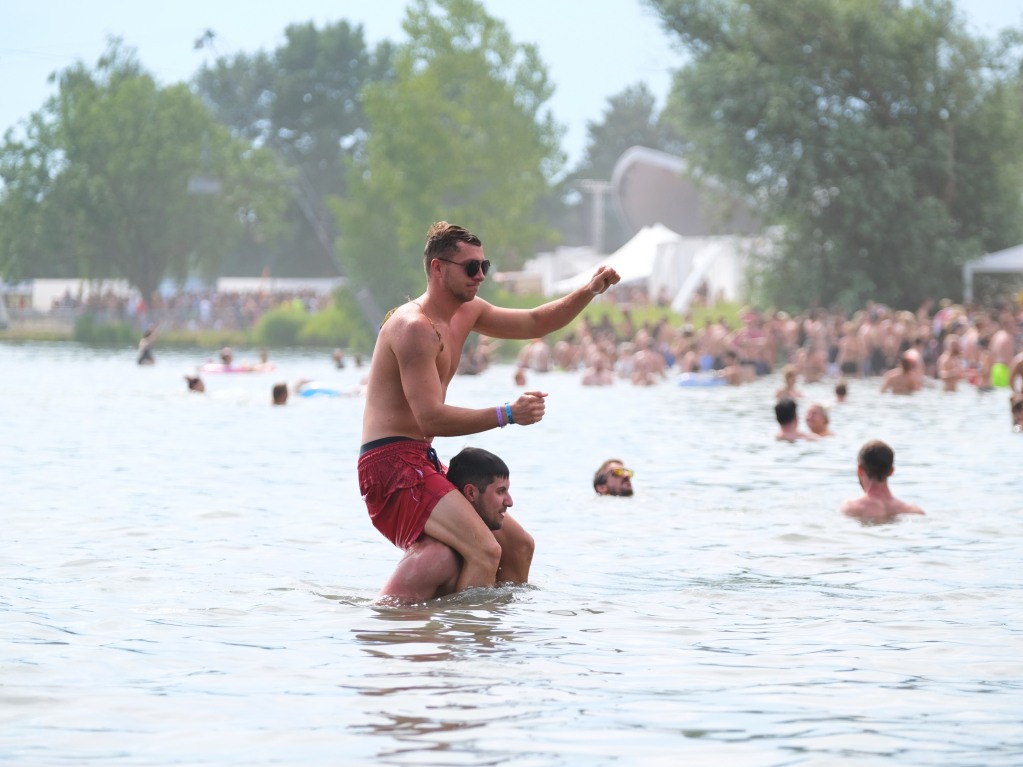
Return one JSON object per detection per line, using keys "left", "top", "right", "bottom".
{"left": 4, "top": 342, "right": 1022, "bottom": 766}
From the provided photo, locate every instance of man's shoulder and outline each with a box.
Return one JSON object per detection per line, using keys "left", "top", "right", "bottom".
{"left": 892, "top": 499, "right": 925, "bottom": 516}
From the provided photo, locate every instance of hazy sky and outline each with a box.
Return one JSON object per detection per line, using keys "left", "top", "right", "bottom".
{"left": 2, "top": 0, "right": 1021, "bottom": 167}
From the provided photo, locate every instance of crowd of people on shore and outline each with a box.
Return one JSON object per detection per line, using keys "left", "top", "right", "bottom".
{"left": 499, "top": 298, "right": 1023, "bottom": 402}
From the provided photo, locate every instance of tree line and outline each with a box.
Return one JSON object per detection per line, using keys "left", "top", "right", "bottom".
{"left": 1, "top": 0, "right": 1021, "bottom": 317}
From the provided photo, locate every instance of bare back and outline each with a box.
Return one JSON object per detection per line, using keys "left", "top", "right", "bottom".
{"left": 842, "top": 495, "right": 924, "bottom": 523}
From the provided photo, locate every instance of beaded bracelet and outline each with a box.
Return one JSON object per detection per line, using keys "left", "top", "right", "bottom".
{"left": 496, "top": 406, "right": 506, "bottom": 428}
{"left": 504, "top": 403, "right": 514, "bottom": 425}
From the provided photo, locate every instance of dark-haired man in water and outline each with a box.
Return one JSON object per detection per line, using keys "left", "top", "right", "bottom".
{"left": 841, "top": 440, "right": 924, "bottom": 523}
{"left": 358, "top": 221, "right": 620, "bottom": 596}
{"left": 377, "top": 447, "right": 513, "bottom": 605}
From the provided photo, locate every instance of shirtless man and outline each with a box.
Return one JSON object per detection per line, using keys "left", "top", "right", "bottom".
{"left": 774, "top": 397, "right": 817, "bottom": 441}
{"left": 841, "top": 440, "right": 925, "bottom": 523}
{"left": 136, "top": 325, "right": 159, "bottom": 365}
{"left": 358, "top": 221, "right": 620, "bottom": 594}
{"left": 377, "top": 447, "right": 513, "bottom": 605}
{"left": 1011, "top": 392, "right": 1023, "bottom": 432}
{"left": 989, "top": 315, "right": 1016, "bottom": 388}
{"left": 805, "top": 403, "right": 834, "bottom": 436}
{"left": 880, "top": 352, "right": 918, "bottom": 395}
{"left": 936, "top": 334, "right": 966, "bottom": 392}
{"left": 1011, "top": 351, "right": 1023, "bottom": 394}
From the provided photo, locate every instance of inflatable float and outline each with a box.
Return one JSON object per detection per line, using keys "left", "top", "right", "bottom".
{"left": 677, "top": 372, "right": 726, "bottom": 387}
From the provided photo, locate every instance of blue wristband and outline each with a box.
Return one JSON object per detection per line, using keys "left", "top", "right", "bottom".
{"left": 504, "top": 403, "right": 514, "bottom": 425}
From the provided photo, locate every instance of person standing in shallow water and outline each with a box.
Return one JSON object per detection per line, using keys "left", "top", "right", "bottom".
{"left": 774, "top": 397, "right": 816, "bottom": 441}
{"left": 841, "top": 440, "right": 924, "bottom": 523}
{"left": 358, "top": 220, "right": 620, "bottom": 596}
{"left": 137, "top": 325, "right": 159, "bottom": 365}
{"left": 377, "top": 447, "right": 514, "bottom": 605}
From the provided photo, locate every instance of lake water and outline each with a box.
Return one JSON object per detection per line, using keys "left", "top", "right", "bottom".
{"left": 4, "top": 342, "right": 1022, "bottom": 766}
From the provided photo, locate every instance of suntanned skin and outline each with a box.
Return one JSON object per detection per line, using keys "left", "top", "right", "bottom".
{"left": 880, "top": 353, "right": 918, "bottom": 395}
{"left": 378, "top": 473, "right": 515, "bottom": 605}
{"left": 362, "top": 236, "right": 619, "bottom": 593}
{"left": 1010, "top": 351, "right": 1023, "bottom": 394}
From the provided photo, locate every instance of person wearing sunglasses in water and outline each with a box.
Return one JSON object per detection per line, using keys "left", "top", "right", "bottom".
{"left": 359, "top": 220, "right": 621, "bottom": 597}
{"left": 593, "top": 459, "right": 635, "bottom": 497}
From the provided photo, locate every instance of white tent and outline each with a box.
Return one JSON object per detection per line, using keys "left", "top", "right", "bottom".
{"left": 552, "top": 223, "right": 756, "bottom": 311}
{"left": 963, "top": 243, "right": 1023, "bottom": 302}
{"left": 552, "top": 223, "right": 686, "bottom": 294}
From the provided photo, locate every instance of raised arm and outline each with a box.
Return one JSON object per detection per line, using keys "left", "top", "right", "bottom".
{"left": 473, "top": 266, "right": 620, "bottom": 340}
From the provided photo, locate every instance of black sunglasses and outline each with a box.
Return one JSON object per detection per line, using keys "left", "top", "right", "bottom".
{"left": 435, "top": 256, "right": 491, "bottom": 277}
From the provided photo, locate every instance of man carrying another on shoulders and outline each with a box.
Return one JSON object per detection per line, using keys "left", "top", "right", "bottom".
{"left": 377, "top": 448, "right": 514, "bottom": 605}
{"left": 359, "top": 221, "right": 620, "bottom": 597}
{"left": 841, "top": 440, "right": 925, "bottom": 524}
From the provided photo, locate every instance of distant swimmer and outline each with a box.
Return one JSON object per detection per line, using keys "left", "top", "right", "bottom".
{"left": 880, "top": 352, "right": 918, "bottom": 395}
{"left": 1010, "top": 351, "right": 1023, "bottom": 394}
{"left": 272, "top": 382, "right": 288, "bottom": 405}
{"left": 989, "top": 315, "right": 1015, "bottom": 388}
{"left": 1010, "top": 392, "right": 1023, "bottom": 433}
{"left": 774, "top": 363, "right": 803, "bottom": 400}
{"left": 184, "top": 375, "right": 205, "bottom": 393}
{"left": 936, "top": 334, "right": 967, "bottom": 392}
{"left": 377, "top": 448, "right": 518, "bottom": 605}
{"left": 805, "top": 403, "right": 834, "bottom": 437}
{"left": 841, "top": 440, "right": 924, "bottom": 524}
{"left": 774, "top": 397, "right": 817, "bottom": 442}
{"left": 137, "top": 325, "right": 159, "bottom": 365}
{"left": 593, "top": 458, "right": 634, "bottom": 497}
{"left": 834, "top": 379, "right": 849, "bottom": 403}
{"left": 580, "top": 353, "right": 614, "bottom": 386}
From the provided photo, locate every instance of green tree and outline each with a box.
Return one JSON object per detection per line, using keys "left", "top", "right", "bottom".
{"left": 0, "top": 42, "right": 291, "bottom": 305}
{"left": 650, "top": 0, "right": 1023, "bottom": 310}
{"left": 335, "top": 0, "right": 564, "bottom": 309}
{"left": 194, "top": 22, "right": 395, "bottom": 277}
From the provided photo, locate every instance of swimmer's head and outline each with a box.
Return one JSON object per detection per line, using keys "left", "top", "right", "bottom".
{"left": 594, "top": 459, "right": 634, "bottom": 497}
{"left": 774, "top": 397, "right": 798, "bottom": 426}
{"left": 857, "top": 440, "right": 895, "bottom": 482}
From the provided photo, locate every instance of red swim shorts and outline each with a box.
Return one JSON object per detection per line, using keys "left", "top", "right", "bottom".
{"left": 358, "top": 437, "right": 456, "bottom": 549}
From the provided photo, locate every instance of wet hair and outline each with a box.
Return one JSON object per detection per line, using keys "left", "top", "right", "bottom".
{"left": 423, "top": 221, "right": 482, "bottom": 273}
{"left": 857, "top": 439, "right": 894, "bottom": 482}
{"left": 774, "top": 397, "right": 797, "bottom": 426}
{"left": 271, "top": 383, "right": 288, "bottom": 405}
{"left": 185, "top": 375, "right": 204, "bottom": 392}
{"left": 835, "top": 380, "right": 848, "bottom": 397}
{"left": 593, "top": 458, "right": 624, "bottom": 490}
{"left": 447, "top": 447, "right": 508, "bottom": 493}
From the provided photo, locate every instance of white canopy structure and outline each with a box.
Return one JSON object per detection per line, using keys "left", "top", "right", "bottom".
{"left": 962, "top": 244, "right": 1023, "bottom": 302}
{"left": 551, "top": 223, "right": 763, "bottom": 312}
{"left": 552, "top": 224, "right": 684, "bottom": 293}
